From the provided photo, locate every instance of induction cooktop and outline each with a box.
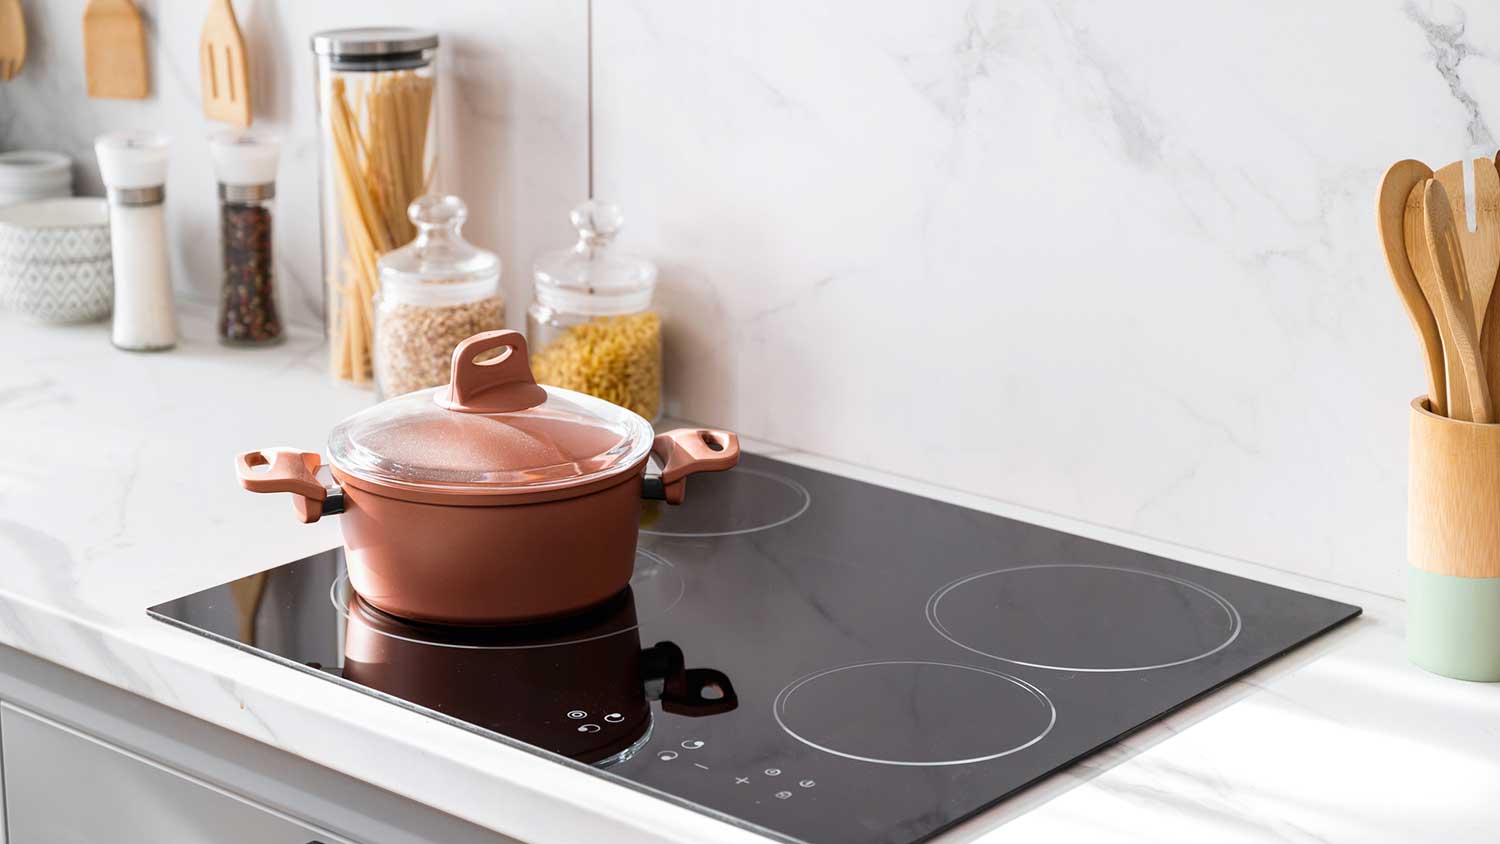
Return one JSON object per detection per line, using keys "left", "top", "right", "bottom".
{"left": 150, "top": 453, "right": 1360, "bottom": 844}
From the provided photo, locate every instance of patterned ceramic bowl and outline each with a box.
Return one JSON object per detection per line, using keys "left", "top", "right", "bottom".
{"left": 0, "top": 255, "right": 114, "bottom": 323}
{"left": 0, "top": 198, "right": 111, "bottom": 265}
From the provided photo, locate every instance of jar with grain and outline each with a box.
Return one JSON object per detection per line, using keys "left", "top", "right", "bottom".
{"left": 527, "top": 201, "right": 661, "bottom": 421}
{"left": 374, "top": 195, "right": 504, "bottom": 399}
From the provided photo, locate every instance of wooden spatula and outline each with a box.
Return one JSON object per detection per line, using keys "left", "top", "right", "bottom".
{"left": 83, "top": 0, "right": 149, "bottom": 99}
{"left": 200, "top": 0, "right": 251, "bottom": 126}
{"left": 1432, "top": 159, "right": 1500, "bottom": 328}
{"left": 0, "top": 0, "right": 25, "bottom": 81}
{"left": 1424, "top": 179, "right": 1493, "bottom": 423}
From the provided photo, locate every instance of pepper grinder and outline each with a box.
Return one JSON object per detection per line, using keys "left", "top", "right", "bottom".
{"left": 95, "top": 131, "right": 175, "bottom": 352}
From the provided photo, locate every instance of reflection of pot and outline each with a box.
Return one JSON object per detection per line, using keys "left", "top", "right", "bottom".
{"left": 342, "top": 587, "right": 736, "bottom": 765}
{"left": 236, "top": 330, "right": 739, "bottom": 625}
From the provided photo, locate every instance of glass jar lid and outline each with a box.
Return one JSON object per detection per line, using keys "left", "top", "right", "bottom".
{"left": 327, "top": 331, "right": 653, "bottom": 495}
{"left": 379, "top": 195, "right": 500, "bottom": 305}
{"left": 532, "top": 200, "right": 657, "bottom": 316}
{"left": 311, "top": 28, "right": 437, "bottom": 71}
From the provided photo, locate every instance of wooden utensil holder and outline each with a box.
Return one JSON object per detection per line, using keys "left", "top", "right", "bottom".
{"left": 1408, "top": 396, "right": 1500, "bottom": 681}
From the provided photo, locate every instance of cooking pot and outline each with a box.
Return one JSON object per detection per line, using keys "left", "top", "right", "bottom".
{"left": 342, "top": 585, "right": 736, "bottom": 765}
{"left": 236, "top": 330, "right": 739, "bottom": 625}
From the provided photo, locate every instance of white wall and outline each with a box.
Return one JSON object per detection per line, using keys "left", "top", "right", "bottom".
{"left": 6, "top": 1, "right": 1494, "bottom": 598}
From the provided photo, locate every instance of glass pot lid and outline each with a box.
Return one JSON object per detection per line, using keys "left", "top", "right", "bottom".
{"left": 328, "top": 331, "right": 653, "bottom": 495}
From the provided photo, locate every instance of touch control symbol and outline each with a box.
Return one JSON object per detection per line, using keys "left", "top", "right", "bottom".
{"left": 657, "top": 751, "right": 678, "bottom": 761}
{"left": 566, "top": 710, "right": 587, "bottom": 720}
{"left": 604, "top": 713, "right": 624, "bottom": 723}
{"left": 799, "top": 779, "right": 816, "bottom": 788}
{"left": 764, "top": 768, "right": 781, "bottom": 776}
{"left": 734, "top": 777, "right": 750, "bottom": 784}
{"left": 681, "top": 739, "right": 705, "bottom": 749}
{"left": 775, "top": 791, "right": 793, "bottom": 800}
{"left": 577, "top": 723, "right": 600, "bottom": 733}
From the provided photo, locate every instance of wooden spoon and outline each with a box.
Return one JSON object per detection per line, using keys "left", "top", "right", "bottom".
{"left": 1423, "top": 179, "right": 1493, "bottom": 423}
{"left": 1378, "top": 160, "right": 1444, "bottom": 415}
{"left": 1407, "top": 180, "right": 1471, "bottom": 419}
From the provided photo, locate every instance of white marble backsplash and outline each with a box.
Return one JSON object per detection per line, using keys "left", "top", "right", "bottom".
{"left": 591, "top": 0, "right": 1500, "bottom": 599}
{"left": 6, "top": 1, "right": 1497, "bottom": 599}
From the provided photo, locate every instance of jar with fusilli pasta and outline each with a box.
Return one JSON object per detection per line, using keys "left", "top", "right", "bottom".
{"left": 527, "top": 201, "right": 662, "bottom": 421}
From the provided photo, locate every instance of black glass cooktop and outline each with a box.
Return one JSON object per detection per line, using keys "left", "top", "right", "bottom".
{"left": 150, "top": 454, "right": 1360, "bottom": 844}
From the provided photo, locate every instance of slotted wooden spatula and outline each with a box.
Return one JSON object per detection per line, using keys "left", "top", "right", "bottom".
{"left": 0, "top": 0, "right": 26, "bottom": 81}
{"left": 200, "top": 0, "right": 251, "bottom": 126}
{"left": 83, "top": 0, "right": 149, "bottom": 99}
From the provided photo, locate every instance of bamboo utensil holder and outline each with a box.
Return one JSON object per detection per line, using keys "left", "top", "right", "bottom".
{"left": 1408, "top": 396, "right": 1500, "bottom": 681}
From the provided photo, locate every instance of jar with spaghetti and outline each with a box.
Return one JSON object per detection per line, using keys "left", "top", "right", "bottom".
{"left": 374, "top": 195, "right": 504, "bottom": 399}
{"left": 527, "top": 200, "right": 662, "bottom": 421}
{"left": 312, "top": 28, "right": 438, "bottom": 383}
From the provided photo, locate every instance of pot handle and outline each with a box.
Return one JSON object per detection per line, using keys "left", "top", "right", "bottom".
{"left": 235, "top": 449, "right": 343, "bottom": 524}
{"left": 435, "top": 330, "right": 548, "bottom": 414}
{"left": 644, "top": 429, "right": 741, "bottom": 505}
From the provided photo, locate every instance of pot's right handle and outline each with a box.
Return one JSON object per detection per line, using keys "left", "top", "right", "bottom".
{"left": 235, "top": 449, "right": 342, "bottom": 524}
{"left": 644, "top": 429, "right": 740, "bottom": 505}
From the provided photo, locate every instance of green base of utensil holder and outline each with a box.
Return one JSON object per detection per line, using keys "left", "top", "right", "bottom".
{"left": 1407, "top": 566, "right": 1500, "bottom": 682}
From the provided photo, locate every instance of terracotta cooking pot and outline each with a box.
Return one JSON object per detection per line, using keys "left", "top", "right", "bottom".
{"left": 342, "top": 586, "right": 736, "bottom": 765}
{"left": 236, "top": 330, "right": 739, "bottom": 625}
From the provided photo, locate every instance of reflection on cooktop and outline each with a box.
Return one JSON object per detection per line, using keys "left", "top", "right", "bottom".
{"left": 150, "top": 453, "right": 1360, "bottom": 844}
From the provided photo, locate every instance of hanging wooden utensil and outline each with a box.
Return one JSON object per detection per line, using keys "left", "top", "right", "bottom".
{"left": 0, "top": 0, "right": 26, "bottom": 81}
{"left": 83, "top": 0, "right": 149, "bottom": 99}
{"left": 200, "top": 0, "right": 251, "bottom": 126}
{"left": 1423, "top": 179, "right": 1493, "bottom": 423}
{"left": 1378, "top": 160, "right": 1445, "bottom": 415}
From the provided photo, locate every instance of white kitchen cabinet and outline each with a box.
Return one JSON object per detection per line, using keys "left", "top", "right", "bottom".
{"left": 0, "top": 644, "right": 518, "bottom": 844}
{"left": 1, "top": 702, "right": 338, "bottom": 843}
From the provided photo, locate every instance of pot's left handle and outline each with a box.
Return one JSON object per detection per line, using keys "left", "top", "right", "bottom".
{"left": 235, "top": 449, "right": 343, "bottom": 524}
{"left": 644, "top": 429, "right": 741, "bottom": 505}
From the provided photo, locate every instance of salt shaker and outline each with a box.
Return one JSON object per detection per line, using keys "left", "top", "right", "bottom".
{"left": 209, "top": 131, "right": 282, "bottom": 346}
{"left": 95, "top": 132, "right": 175, "bottom": 352}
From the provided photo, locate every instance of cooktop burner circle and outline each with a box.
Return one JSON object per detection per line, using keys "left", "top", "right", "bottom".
{"left": 639, "top": 468, "right": 810, "bottom": 538}
{"left": 329, "top": 548, "right": 684, "bottom": 650}
{"left": 772, "top": 660, "right": 1055, "bottom": 767}
{"left": 925, "top": 564, "right": 1242, "bottom": 672}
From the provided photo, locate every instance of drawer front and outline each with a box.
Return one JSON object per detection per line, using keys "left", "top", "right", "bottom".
{"left": 1, "top": 703, "right": 338, "bottom": 844}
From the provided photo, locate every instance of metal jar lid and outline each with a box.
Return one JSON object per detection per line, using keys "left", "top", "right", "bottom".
{"left": 310, "top": 28, "right": 438, "bottom": 71}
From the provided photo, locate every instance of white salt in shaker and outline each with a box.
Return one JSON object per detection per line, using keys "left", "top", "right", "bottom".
{"left": 95, "top": 132, "right": 175, "bottom": 352}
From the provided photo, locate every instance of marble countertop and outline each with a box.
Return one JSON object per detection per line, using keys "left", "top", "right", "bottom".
{"left": 1, "top": 307, "right": 1496, "bottom": 844}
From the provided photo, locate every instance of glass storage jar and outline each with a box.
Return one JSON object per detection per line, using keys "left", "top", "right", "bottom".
{"left": 312, "top": 27, "right": 439, "bottom": 383}
{"left": 208, "top": 130, "right": 282, "bottom": 346}
{"left": 374, "top": 195, "right": 504, "bottom": 399}
{"left": 527, "top": 200, "right": 661, "bottom": 421}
